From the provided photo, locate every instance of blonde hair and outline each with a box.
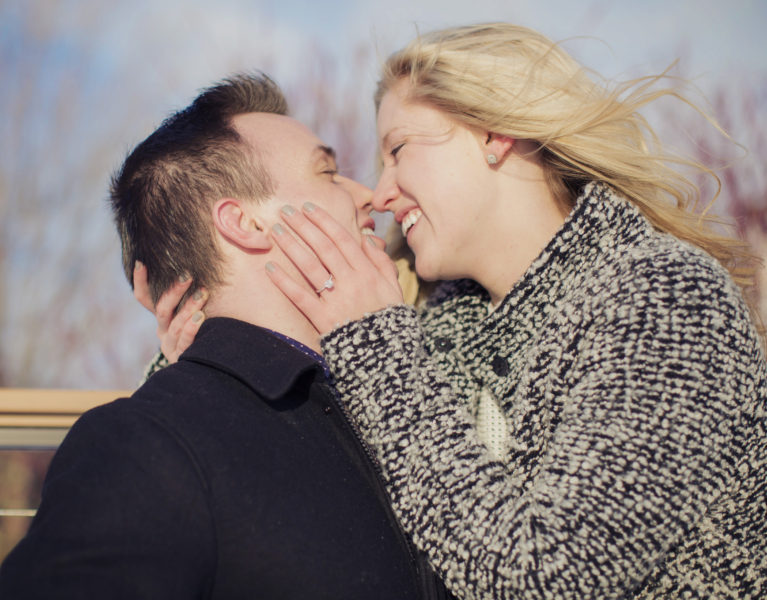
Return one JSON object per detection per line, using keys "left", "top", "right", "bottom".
{"left": 376, "top": 23, "right": 763, "bottom": 333}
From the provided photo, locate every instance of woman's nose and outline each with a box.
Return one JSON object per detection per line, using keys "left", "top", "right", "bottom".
{"left": 372, "top": 169, "right": 398, "bottom": 213}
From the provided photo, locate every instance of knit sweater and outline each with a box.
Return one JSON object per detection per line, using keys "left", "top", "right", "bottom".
{"left": 321, "top": 183, "right": 767, "bottom": 600}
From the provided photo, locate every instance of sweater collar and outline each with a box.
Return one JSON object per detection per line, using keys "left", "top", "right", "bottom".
{"left": 178, "top": 317, "right": 325, "bottom": 402}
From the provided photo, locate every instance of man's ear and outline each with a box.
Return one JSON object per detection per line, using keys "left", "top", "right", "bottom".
{"left": 212, "top": 198, "right": 273, "bottom": 251}
{"left": 484, "top": 132, "right": 515, "bottom": 164}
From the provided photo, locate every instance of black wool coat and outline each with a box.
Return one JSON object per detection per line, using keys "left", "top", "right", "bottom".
{"left": 0, "top": 317, "right": 445, "bottom": 600}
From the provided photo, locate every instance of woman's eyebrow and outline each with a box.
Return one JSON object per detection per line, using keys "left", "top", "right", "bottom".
{"left": 380, "top": 131, "right": 396, "bottom": 150}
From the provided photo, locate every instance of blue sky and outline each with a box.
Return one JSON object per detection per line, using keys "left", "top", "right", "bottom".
{"left": 1, "top": 0, "right": 766, "bottom": 387}
{"left": 269, "top": 0, "right": 767, "bottom": 79}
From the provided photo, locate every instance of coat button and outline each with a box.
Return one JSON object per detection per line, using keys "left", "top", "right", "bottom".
{"left": 491, "top": 355, "right": 509, "bottom": 376}
{"left": 323, "top": 405, "right": 332, "bottom": 414}
{"left": 434, "top": 337, "right": 455, "bottom": 352}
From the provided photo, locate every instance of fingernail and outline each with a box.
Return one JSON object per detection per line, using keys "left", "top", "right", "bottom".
{"left": 281, "top": 205, "right": 296, "bottom": 216}
{"left": 303, "top": 201, "right": 316, "bottom": 213}
{"left": 179, "top": 272, "right": 190, "bottom": 283}
{"left": 272, "top": 223, "right": 284, "bottom": 235}
{"left": 192, "top": 289, "right": 205, "bottom": 301}
{"left": 265, "top": 262, "right": 276, "bottom": 273}
{"left": 134, "top": 260, "right": 144, "bottom": 271}
{"left": 367, "top": 235, "right": 377, "bottom": 247}
{"left": 191, "top": 310, "right": 204, "bottom": 323}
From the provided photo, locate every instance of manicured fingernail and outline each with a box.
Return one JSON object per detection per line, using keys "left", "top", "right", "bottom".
{"left": 367, "top": 235, "right": 377, "bottom": 247}
{"left": 303, "top": 201, "right": 316, "bottom": 213}
{"left": 134, "top": 260, "right": 144, "bottom": 271}
{"left": 281, "top": 205, "right": 296, "bottom": 216}
{"left": 192, "top": 289, "right": 205, "bottom": 301}
{"left": 179, "top": 272, "right": 190, "bottom": 283}
{"left": 272, "top": 223, "right": 284, "bottom": 235}
{"left": 265, "top": 262, "right": 276, "bottom": 273}
{"left": 191, "top": 310, "right": 204, "bottom": 323}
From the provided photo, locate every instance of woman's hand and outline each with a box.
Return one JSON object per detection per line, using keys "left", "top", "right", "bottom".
{"left": 266, "top": 202, "right": 403, "bottom": 335}
{"left": 133, "top": 262, "right": 207, "bottom": 363}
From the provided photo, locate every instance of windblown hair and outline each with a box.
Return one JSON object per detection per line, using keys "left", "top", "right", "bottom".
{"left": 376, "top": 23, "right": 762, "bottom": 328}
{"left": 110, "top": 72, "right": 288, "bottom": 305}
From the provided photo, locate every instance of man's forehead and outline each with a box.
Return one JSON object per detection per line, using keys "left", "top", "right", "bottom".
{"left": 233, "top": 112, "right": 319, "bottom": 152}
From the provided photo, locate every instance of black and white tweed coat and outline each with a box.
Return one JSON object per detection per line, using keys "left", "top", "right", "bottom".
{"left": 322, "top": 183, "right": 767, "bottom": 600}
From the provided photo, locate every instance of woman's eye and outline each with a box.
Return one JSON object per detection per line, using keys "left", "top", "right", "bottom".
{"left": 390, "top": 143, "right": 404, "bottom": 158}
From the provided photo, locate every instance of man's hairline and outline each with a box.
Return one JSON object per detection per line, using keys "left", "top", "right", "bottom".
{"left": 227, "top": 111, "right": 279, "bottom": 204}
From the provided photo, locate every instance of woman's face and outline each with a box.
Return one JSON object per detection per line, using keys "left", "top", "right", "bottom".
{"left": 373, "top": 80, "right": 497, "bottom": 282}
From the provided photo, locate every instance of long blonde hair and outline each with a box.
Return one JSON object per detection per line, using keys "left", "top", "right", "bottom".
{"left": 376, "top": 23, "right": 763, "bottom": 331}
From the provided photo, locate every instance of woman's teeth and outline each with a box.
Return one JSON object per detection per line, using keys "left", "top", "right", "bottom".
{"left": 401, "top": 209, "right": 422, "bottom": 236}
{"left": 361, "top": 226, "right": 375, "bottom": 236}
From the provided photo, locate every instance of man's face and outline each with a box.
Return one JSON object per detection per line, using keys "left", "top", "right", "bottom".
{"left": 232, "top": 112, "right": 375, "bottom": 242}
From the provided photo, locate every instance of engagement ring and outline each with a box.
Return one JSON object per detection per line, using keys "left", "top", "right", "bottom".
{"left": 315, "top": 275, "right": 335, "bottom": 295}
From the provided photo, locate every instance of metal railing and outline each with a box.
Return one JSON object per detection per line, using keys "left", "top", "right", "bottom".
{"left": 0, "top": 388, "right": 132, "bottom": 448}
{"left": 0, "top": 388, "right": 132, "bottom": 521}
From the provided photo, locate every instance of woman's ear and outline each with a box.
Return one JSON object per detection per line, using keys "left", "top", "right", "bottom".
{"left": 212, "top": 198, "right": 273, "bottom": 251}
{"left": 484, "top": 132, "right": 515, "bottom": 165}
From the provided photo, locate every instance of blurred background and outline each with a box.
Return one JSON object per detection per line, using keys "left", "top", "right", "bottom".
{"left": 1, "top": 0, "right": 766, "bottom": 562}
{"left": 1, "top": 0, "right": 766, "bottom": 391}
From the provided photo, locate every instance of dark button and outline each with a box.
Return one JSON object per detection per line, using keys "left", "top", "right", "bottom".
{"left": 434, "top": 337, "right": 455, "bottom": 352}
{"left": 491, "top": 355, "right": 510, "bottom": 377}
{"left": 323, "top": 405, "right": 332, "bottom": 414}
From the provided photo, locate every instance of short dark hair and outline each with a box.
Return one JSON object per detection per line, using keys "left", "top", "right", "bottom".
{"left": 109, "top": 72, "right": 288, "bottom": 305}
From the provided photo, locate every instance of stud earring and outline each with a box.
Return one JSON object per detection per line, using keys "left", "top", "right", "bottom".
{"left": 486, "top": 154, "right": 498, "bottom": 165}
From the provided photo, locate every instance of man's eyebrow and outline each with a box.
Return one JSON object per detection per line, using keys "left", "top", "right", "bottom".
{"left": 314, "top": 145, "right": 337, "bottom": 162}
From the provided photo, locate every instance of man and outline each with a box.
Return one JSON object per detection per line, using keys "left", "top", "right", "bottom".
{"left": 0, "top": 73, "right": 446, "bottom": 599}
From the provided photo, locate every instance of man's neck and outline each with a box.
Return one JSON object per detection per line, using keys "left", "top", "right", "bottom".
{"left": 203, "top": 275, "right": 322, "bottom": 353}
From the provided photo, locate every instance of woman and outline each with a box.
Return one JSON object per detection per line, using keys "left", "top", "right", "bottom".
{"left": 145, "top": 23, "right": 767, "bottom": 599}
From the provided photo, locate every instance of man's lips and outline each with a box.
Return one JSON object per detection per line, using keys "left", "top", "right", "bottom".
{"left": 360, "top": 218, "right": 376, "bottom": 236}
{"left": 359, "top": 218, "right": 386, "bottom": 249}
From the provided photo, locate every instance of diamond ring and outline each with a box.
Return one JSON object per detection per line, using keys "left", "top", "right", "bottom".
{"left": 315, "top": 274, "right": 335, "bottom": 295}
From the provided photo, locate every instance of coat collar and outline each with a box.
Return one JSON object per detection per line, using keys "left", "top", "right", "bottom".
{"left": 178, "top": 317, "right": 325, "bottom": 402}
{"left": 492, "top": 181, "right": 651, "bottom": 318}
{"left": 422, "top": 183, "right": 653, "bottom": 346}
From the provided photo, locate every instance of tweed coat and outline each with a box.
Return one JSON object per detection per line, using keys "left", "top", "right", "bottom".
{"left": 321, "top": 183, "right": 767, "bottom": 599}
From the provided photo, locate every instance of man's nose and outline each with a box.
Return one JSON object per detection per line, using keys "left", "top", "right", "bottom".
{"left": 344, "top": 177, "right": 374, "bottom": 217}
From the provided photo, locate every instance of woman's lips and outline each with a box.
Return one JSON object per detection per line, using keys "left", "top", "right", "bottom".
{"left": 401, "top": 208, "right": 422, "bottom": 237}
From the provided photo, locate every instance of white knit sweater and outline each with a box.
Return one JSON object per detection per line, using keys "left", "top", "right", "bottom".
{"left": 321, "top": 183, "right": 767, "bottom": 599}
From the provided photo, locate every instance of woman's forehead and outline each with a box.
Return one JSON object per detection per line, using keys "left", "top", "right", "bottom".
{"left": 377, "top": 91, "right": 455, "bottom": 143}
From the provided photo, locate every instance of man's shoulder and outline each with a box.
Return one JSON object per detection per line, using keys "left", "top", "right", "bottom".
{"left": 126, "top": 358, "right": 266, "bottom": 428}
{"left": 69, "top": 355, "right": 268, "bottom": 449}
{"left": 72, "top": 318, "right": 330, "bottom": 454}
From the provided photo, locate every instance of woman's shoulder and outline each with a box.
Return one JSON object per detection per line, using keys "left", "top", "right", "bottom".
{"left": 606, "top": 228, "right": 741, "bottom": 304}
{"left": 579, "top": 228, "right": 763, "bottom": 354}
